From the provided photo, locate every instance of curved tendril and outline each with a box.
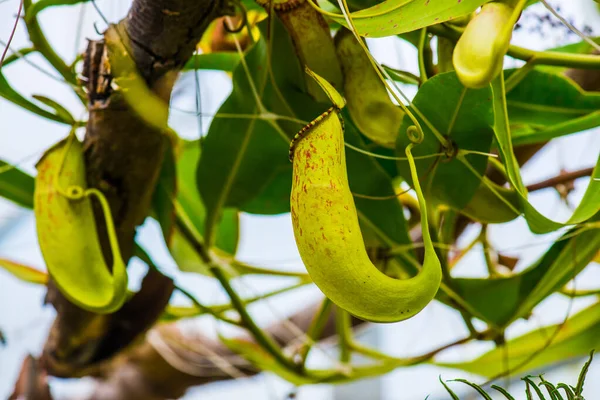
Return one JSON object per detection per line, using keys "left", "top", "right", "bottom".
{"left": 406, "top": 125, "right": 423, "bottom": 144}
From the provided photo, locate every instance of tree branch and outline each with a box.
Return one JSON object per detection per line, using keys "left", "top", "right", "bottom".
{"left": 526, "top": 167, "right": 594, "bottom": 193}
{"left": 40, "top": 0, "right": 228, "bottom": 378}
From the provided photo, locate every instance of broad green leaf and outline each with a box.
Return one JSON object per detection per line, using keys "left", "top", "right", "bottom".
{"left": 25, "top": 0, "right": 90, "bottom": 22}
{"left": 196, "top": 16, "right": 322, "bottom": 240}
{"left": 492, "top": 75, "right": 600, "bottom": 234}
{"left": 511, "top": 111, "right": 600, "bottom": 146}
{"left": 0, "top": 160, "right": 35, "bottom": 209}
{"left": 183, "top": 52, "right": 241, "bottom": 72}
{"left": 446, "top": 220, "right": 600, "bottom": 327}
{"left": 328, "top": 0, "right": 488, "bottom": 38}
{"left": 0, "top": 258, "right": 47, "bottom": 284}
{"left": 460, "top": 178, "right": 521, "bottom": 224}
{"left": 152, "top": 140, "right": 178, "bottom": 245}
{"left": 436, "top": 301, "right": 600, "bottom": 378}
{"left": 153, "top": 139, "right": 239, "bottom": 275}
{"left": 397, "top": 72, "right": 495, "bottom": 210}
{"left": 179, "top": 140, "right": 240, "bottom": 256}
{"left": 506, "top": 70, "right": 600, "bottom": 126}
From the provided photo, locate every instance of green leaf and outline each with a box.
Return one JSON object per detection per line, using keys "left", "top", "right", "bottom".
{"left": 0, "top": 258, "right": 47, "bottom": 284}
{"left": 574, "top": 350, "right": 594, "bottom": 395}
{"left": 31, "top": 95, "right": 75, "bottom": 124}
{"left": 305, "top": 66, "right": 345, "bottom": 109}
{"left": 153, "top": 138, "right": 239, "bottom": 275}
{"left": 329, "top": 0, "right": 488, "bottom": 38}
{"left": 183, "top": 52, "right": 241, "bottom": 72}
{"left": 491, "top": 385, "right": 517, "bottom": 400}
{"left": 523, "top": 376, "right": 548, "bottom": 400}
{"left": 0, "top": 160, "right": 35, "bottom": 209}
{"left": 506, "top": 70, "right": 600, "bottom": 126}
{"left": 2, "top": 48, "right": 36, "bottom": 67}
{"left": 397, "top": 72, "right": 495, "bottom": 210}
{"left": 548, "top": 37, "right": 600, "bottom": 55}
{"left": 511, "top": 111, "right": 600, "bottom": 146}
{"left": 446, "top": 220, "right": 600, "bottom": 327}
{"left": 539, "top": 375, "right": 563, "bottom": 400}
{"left": 459, "top": 178, "right": 522, "bottom": 224}
{"left": 492, "top": 75, "right": 600, "bottom": 234}
{"left": 556, "top": 383, "right": 576, "bottom": 400}
{"left": 451, "top": 379, "right": 493, "bottom": 399}
{"left": 0, "top": 74, "right": 72, "bottom": 124}
{"left": 152, "top": 139, "right": 178, "bottom": 246}
{"left": 196, "top": 16, "right": 322, "bottom": 244}
{"left": 536, "top": 37, "right": 600, "bottom": 75}
{"left": 436, "top": 301, "right": 600, "bottom": 377}
{"left": 439, "top": 376, "right": 460, "bottom": 400}
{"left": 0, "top": 49, "right": 72, "bottom": 124}
{"left": 181, "top": 140, "right": 240, "bottom": 257}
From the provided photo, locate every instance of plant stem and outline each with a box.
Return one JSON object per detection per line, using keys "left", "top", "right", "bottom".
{"left": 449, "top": 233, "right": 479, "bottom": 271}
{"left": 336, "top": 308, "right": 352, "bottom": 364}
{"left": 174, "top": 214, "right": 301, "bottom": 374}
{"left": 297, "top": 298, "right": 333, "bottom": 368}
{"left": 417, "top": 28, "right": 429, "bottom": 84}
{"left": 210, "top": 266, "right": 302, "bottom": 372}
{"left": 480, "top": 225, "right": 499, "bottom": 277}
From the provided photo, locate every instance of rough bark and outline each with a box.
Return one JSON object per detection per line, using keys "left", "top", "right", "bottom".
{"left": 40, "top": 0, "right": 228, "bottom": 378}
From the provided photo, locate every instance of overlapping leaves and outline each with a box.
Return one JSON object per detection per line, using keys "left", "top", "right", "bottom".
{"left": 396, "top": 72, "right": 495, "bottom": 211}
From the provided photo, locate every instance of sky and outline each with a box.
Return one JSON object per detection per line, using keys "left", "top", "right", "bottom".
{"left": 1, "top": 0, "right": 600, "bottom": 399}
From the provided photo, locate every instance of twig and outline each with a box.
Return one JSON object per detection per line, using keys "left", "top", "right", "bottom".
{"left": 526, "top": 167, "right": 594, "bottom": 192}
{"left": 0, "top": 0, "right": 23, "bottom": 69}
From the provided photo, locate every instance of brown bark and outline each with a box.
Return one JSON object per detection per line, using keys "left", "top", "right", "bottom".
{"left": 40, "top": 0, "right": 228, "bottom": 378}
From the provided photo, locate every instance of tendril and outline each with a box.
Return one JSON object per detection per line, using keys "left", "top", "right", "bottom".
{"left": 407, "top": 125, "right": 423, "bottom": 144}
